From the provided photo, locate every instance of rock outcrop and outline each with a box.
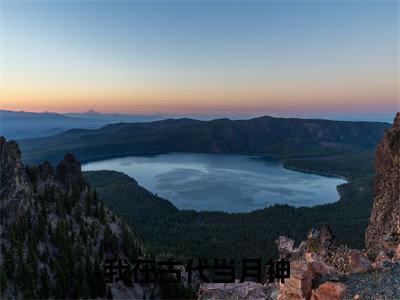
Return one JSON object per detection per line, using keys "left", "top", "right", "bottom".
{"left": 0, "top": 137, "right": 159, "bottom": 299}
{"left": 198, "top": 281, "right": 278, "bottom": 300}
{"left": 310, "top": 282, "right": 347, "bottom": 300}
{"left": 276, "top": 114, "right": 400, "bottom": 300}
{"left": 55, "top": 153, "right": 87, "bottom": 193}
{"left": 196, "top": 113, "right": 400, "bottom": 300}
{"left": 0, "top": 137, "right": 33, "bottom": 220}
{"left": 278, "top": 260, "right": 315, "bottom": 300}
{"left": 276, "top": 227, "right": 400, "bottom": 299}
{"left": 365, "top": 112, "right": 400, "bottom": 254}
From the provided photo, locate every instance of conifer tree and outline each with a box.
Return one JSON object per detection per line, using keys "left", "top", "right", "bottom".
{"left": 3, "top": 247, "right": 15, "bottom": 278}
{"left": 85, "top": 257, "right": 97, "bottom": 298}
{"left": 39, "top": 268, "right": 50, "bottom": 299}
{"left": 0, "top": 267, "right": 7, "bottom": 295}
{"left": 94, "top": 258, "right": 106, "bottom": 297}
{"left": 53, "top": 261, "right": 68, "bottom": 299}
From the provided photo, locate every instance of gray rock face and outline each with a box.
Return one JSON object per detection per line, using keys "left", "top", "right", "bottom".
{"left": 278, "top": 260, "right": 315, "bottom": 300}
{"left": 0, "top": 137, "right": 87, "bottom": 207}
{"left": 0, "top": 137, "right": 33, "bottom": 221}
{"left": 306, "top": 226, "right": 335, "bottom": 255}
{"left": 276, "top": 236, "right": 295, "bottom": 258}
{"left": 365, "top": 112, "right": 400, "bottom": 254}
{"left": 56, "top": 153, "right": 86, "bottom": 193}
{"left": 37, "top": 160, "right": 56, "bottom": 192}
{"left": 198, "top": 281, "right": 278, "bottom": 300}
{"left": 199, "top": 113, "right": 400, "bottom": 300}
{"left": 0, "top": 137, "right": 156, "bottom": 299}
{"left": 347, "top": 252, "right": 370, "bottom": 274}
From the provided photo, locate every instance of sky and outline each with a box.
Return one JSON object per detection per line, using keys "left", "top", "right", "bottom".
{"left": 1, "top": 1, "right": 399, "bottom": 118}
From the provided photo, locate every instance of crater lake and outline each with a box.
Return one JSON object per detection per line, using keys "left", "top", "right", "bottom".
{"left": 82, "top": 153, "right": 346, "bottom": 213}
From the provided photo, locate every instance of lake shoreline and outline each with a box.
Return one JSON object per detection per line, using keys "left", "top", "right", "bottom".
{"left": 82, "top": 152, "right": 346, "bottom": 212}
{"left": 79, "top": 150, "right": 350, "bottom": 182}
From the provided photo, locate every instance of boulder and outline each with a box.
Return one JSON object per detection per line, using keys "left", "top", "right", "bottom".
{"left": 372, "top": 251, "right": 390, "bottom": 269}
{"left": 348, "top": 252, "right": 370, "bottom": 274}
{"left": 306, "top": 253, "right": 336, "bottom": 275}
{"left": 277, "top": 236, "right": 295, "bottom": 258}
{"left": 278, "top": 260, "right": 315, "bottom": 300}
{"left": 392, "top": 244, "right": 400, "bottom": 262}
{"left": 277, "top": 236, "right": 306, "bottom": 260}
{"left": 198, "top": 281, "right": 278, "bottom": 300}
{"left": 310, "top": 282, "right": 347, "bottom": 300}
{"left": 320, "top": 226, "right": 335, "bottom": 246}
{"left": 307, "top": 226, "right": 335, "bottom": 254}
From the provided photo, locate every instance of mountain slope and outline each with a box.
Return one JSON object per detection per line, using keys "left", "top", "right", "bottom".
{"left": 0, "top": 137, "right": 158, "bottom": 299}
{"left": 366, "top": 112, "right": 400, "bottom": 253}
{"left": 84, "top": 169, "right": 374, "bottom": 268}
{"left": 0, "top": 110, "right": 105, "bottom": 139}
{"left": 19, "top": 116, "right": 390, "bottom": 171}
{"left": 275, "top": 114, "right": 400, "bottom": 300}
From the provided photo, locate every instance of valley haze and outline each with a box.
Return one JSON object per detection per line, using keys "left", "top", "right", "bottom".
{"left": 1, "top": 109, "right": 393, "bottom": 140}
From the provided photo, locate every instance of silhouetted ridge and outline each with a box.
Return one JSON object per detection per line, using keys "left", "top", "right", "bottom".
{"left": 19, "top": 116, "right": 391, "bottom": 171}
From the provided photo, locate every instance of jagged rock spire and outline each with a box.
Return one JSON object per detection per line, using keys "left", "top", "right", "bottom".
{"left": 365, "top": 112, "right": 400, "bottom": 253}
{"left": 56, "top": 152, "right": 86, "bottom": 192}
{"left": 0, "top": 137, "right": 26, "bottom": 189}
{"left": 0, "top": 137, "right": 33, "bottom": 220}
{"left": 0, "top": 137, "right": 31, "bottom": 196}
{"left": 393, "top": 112, "right": 400, "bottom": 129}
{"left": 1, "top": 137, "right": 86, "bottom": 201}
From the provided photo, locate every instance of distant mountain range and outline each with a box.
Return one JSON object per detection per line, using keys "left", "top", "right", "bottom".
{"left": 0, "top": 109, "right": 168, "bottom": 139}
{"left": 64, "top": 109, "right": 167, "bottom": 122}
{"left": 0, "top": 109, "right": 251, "bottom": 140}
{"left": 2, "top": 109, "right": 394, "bottom": 140}
{"left": 19, "top": 115, "right": 392, "bottom": 173}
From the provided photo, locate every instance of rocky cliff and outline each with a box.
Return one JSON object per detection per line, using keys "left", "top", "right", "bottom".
{"left": 365, "top": 112, "right": 400, "bottom": 254}
{"left": 278, "top": 114, "right": 400, "bottom": 300}
{"left": 275, "top": 227, "right": 400, "bottom": 300}
{"left": 0, "top": 137, "right": 159, "bottom": 299}
{"left": 2, "top": 112, "right": 398, "bottom": 300}
{"left": 0, "top": 138, "right": 33, "bottom": 219}
{"left": 196, "top": 113, "right": 400, "bottom": 300}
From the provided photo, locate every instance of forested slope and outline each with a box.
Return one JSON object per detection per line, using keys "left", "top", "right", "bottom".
{"left": 17, "top": 115, "right": 394, "bottom": 276}
{"left": 85, "top": 169, "right": 374, "bottom": 266}
{"left": 0, "top": 138, "right": 145, "bottom": 299}
{"left": 20, "top": 116, "right": 390, "bottom": 174}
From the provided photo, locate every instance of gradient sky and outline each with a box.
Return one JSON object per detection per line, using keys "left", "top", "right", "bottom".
{"left": 1, "top": 1, "right": 399, "bottom": 116}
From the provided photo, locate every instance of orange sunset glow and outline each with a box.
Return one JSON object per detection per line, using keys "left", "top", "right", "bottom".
{"left": 1, "top": 1, "right": 398, "bottom": 117}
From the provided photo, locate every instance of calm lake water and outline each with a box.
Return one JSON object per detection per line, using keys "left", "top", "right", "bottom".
{"left": 82, "top": 153, "right": 346, "bottom": 213}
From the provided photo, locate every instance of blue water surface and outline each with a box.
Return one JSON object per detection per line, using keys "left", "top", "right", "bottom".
{"left": 82, "top": 153, "right": 346, "bottom": 213}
